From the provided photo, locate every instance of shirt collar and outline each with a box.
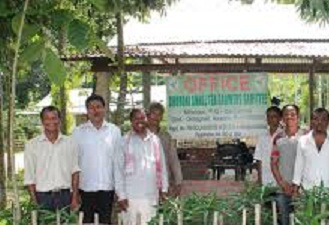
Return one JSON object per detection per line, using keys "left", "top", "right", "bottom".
{"left": 268, "top": 127, "right": 282, "bottom": 137}
{"left": 130, "top": 129, "right": 153, "bottom": 141}
{"left": 38, "top": 132, "right": 64, "bottom": 143}
{"left": 309, "top": 130, "right": 329, "bottom": 140}
{"left": 86, "top": 120, "right": 109, "bottom": 129}
{"left": 279, "top": 128, "right": 305, "bottom": 139}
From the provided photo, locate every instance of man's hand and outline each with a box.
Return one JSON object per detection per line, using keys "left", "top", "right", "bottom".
{"left": 291, "top": 184, "right": 300, "bottom": 197}
{"left": 172, "top": 184, "right": 182, "bottom": 197}
{"left": 118, "top": 199, "right": 129, "bottom": 212}
{"left": 280, "top": 181, "right": 293, "bottom": 196}
{"left": 30, "top": 195, "right": 38, "bottom": 205}
{"left": 160, "top": 192, "right": 168, "bottom": 203}
{"left": 70, "top": 193, "right": 80, "bottom": 211}
{"left": 27, "top": 185, "right": 38, "bottom": 205}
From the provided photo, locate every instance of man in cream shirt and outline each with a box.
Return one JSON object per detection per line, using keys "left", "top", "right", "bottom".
{"left": 24, "top": 106, "right": 80, "bottom": 211}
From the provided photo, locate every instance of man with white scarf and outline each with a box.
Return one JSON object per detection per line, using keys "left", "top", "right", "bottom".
{"left": 121, "top": 108, "right": 168, "bottom": 225}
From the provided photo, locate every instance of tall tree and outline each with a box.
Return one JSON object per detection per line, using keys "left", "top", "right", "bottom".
{"left": 115, "top": 11, "right": 126, "bottom": 125}
{"left": 9, "top": 0, "right": 30, "bottom": 222}
{"left": 87, "top": 0, "right": 177, "bottom": 126}
{"left": 0, "top": 0, "right": 114, "bottom": 216}
{"left": 0, "top": 72, "right": 6, "bottom": 209}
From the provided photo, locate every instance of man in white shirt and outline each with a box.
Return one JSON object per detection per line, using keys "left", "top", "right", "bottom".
{"left": 72, "top": 95, "right": 126, "bottom": 224}
{"left": 24, "top": 106, "right": 80, "bottom": 211}
{"left": 122, "top": 108, "right": 168, "bottom": 225}
{"left": 293, "top": 108, "right": 329, "bottom": 191}
{"left": 254, "top": 106, "right": 282, "bottom": 186}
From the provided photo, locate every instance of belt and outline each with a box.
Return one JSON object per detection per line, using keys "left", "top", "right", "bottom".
{"left": 39, "top": 189, "right": 70, "bottom": 194}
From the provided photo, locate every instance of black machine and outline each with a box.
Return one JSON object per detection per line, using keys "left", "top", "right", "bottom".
{"left": 209, "top": 139, "right": 255, "bottom": 181}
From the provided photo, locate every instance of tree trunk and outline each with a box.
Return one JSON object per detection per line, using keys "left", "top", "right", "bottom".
{"left": 142, "top": 59, "right": 151, "bottom": 109}
{"left": 0, "top": 72, "right": 6, "bottom": 209}
{"left": 9, "top": 0, "right": 30, "bottom": 223}
{"left": 318, "top": 74, "right": 322, "bottom": 107}
{"left": 94, "top": 72, "right": 110, "bottom": 120}
{"left": 115, "top": 12, "right": 127, "bottom": 126}
{"left": 321, "top": 74, "right": 326, "bottom": 108}
{"left": 58, "top": 25, "right": 68, "bottom": 134}
{"left": 309, "top": 64, "right": 315, "bottom": 117}
{"left": 6, "top": 75, "right": 13, "bottom": 181}
{"left": 59, "top": 86, "right": 68, "bottom": 134}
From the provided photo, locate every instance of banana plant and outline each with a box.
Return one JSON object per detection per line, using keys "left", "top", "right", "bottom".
{"left": 294, "top": 185, "right": 329, "bottom": 225}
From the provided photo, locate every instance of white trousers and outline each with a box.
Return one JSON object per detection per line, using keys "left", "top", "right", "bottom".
{"left": 121, "top": 198, "right": 157, "bottom": 225}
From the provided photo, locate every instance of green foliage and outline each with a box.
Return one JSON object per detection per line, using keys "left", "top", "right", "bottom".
{"left": 150, "top": 183, "right": 277, "bottom": 225}
{"left": 237, "top": 0, "right": 329, "bottom": 24}
{"left": 44, "top": 48, "right": 67, "bottom": 86}
{"left": 0, "top": 198, "right": 78, "bottom": 225}
{"left": 68, "top": 19, "right": 90, "bottom": 51}
{"left": 150, "top": 193, "right": 225, "bottom": 225}
{"left": 294, "top": 185, "right": 329, "bottom": 225}
{"left": 2, "top": 112, "right": 41, "bottom": 151}
{"left": 20, "top": 40, "right": 45, "bottom": 64}
{"left": 11, "top": 14, "right": 39, "bottom": 42}
{"left": 149, "top": 184, "right": 329, "bottom": 225}
{"left": 15, "top": 114, "right": 41, "bottom": 140}
{"left": 15, "top": 62, "right": 51, "bottom": 109}
{"left": 50, "top": 84, "right": 74, "bottom": 134}
{"left": 2, "top": 171, "right": 77, "bottom": 225}
{"left": 50, "top": 9, "right": 74, "bottom": 30}
{"left": 268, "top": 73, "right": 310, "bottom": 126}
{"left": 297, "top": 0, "right": 329, "bottom": 24}
{"left": 0, "top": 0, "right": 177, "bottom": 89}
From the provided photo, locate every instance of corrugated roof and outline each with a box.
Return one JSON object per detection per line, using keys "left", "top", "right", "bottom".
{"left": 122, "top": 40, "right": 329, "bottom": 58}
{"left": 63, "top": 39, "right": 329, "bottom": 60}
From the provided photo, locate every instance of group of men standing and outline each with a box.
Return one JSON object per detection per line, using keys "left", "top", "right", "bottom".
{"left": 254, "top": 105, "right": 329, "bottom": 225}
{"left": 24, "top": 91, "right": 329, "bottom": 225}
{"left": 24, "top": 94, "right": 182, "bottom": 225}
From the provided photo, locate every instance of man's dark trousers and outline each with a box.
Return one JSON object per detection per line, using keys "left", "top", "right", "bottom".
{"left": 36, "top": 189, "right": 71, "bottom": 211}
{"left": 79, "top": 190, "right": 114, "bottom": 224}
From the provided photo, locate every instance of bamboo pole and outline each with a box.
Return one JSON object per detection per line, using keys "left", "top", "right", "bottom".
{"left": 137, "top": 212, "right": 142, "bottom": 225}
{"left": 321, "top": 203, "right": 326, "bottom": 225}
{"left": 272, "top": 201, "right": 278, "bottom": 225}
{"left": 219, "top": 214, "right": 224, "bottom": 225}
{"left": 94, "top": 213, "right": 99, "bottom": 225}
{"left": 31, "top": 210, "right": 37, "bottom": 225}
{"left": 118, "top": 213, "right": 122, "bottom": 225}
{"left": 289, "top": 213, "right": 295, "bottom": 225}
{"left": 77, "top": 212, "right": 84, "bottom": 225}
{"left": 159, "top": 214, "right": 164, "bottom": 225}
{"left": 213, "top": 211, "right": 219, "bottom": 225}
{"left": 56, "top": 210, "right": 60, "bottom": 225}
{"left": 255, "top": 204, "right": 261, "bottom": 225}
{"left": 12, "top": 202, "right": 15, "bottom": 224}
{"left": 242, "top": 208, "right": 247, "bottom": 225}
{"left": 177, "top": 210, "right": 183, "bottom": 225}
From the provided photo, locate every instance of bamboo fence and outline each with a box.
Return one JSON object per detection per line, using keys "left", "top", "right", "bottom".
{"left": 26, "top": 202, "right": 328, "bottom": 225}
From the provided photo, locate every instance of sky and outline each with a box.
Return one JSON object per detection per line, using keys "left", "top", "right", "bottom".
{"left": 110, "top": 0, "right": 329, "bottom": 45}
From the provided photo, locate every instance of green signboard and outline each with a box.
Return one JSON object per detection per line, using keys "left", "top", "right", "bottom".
{"left": 166, "top": 73, "right": 268, "bottom": 139}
